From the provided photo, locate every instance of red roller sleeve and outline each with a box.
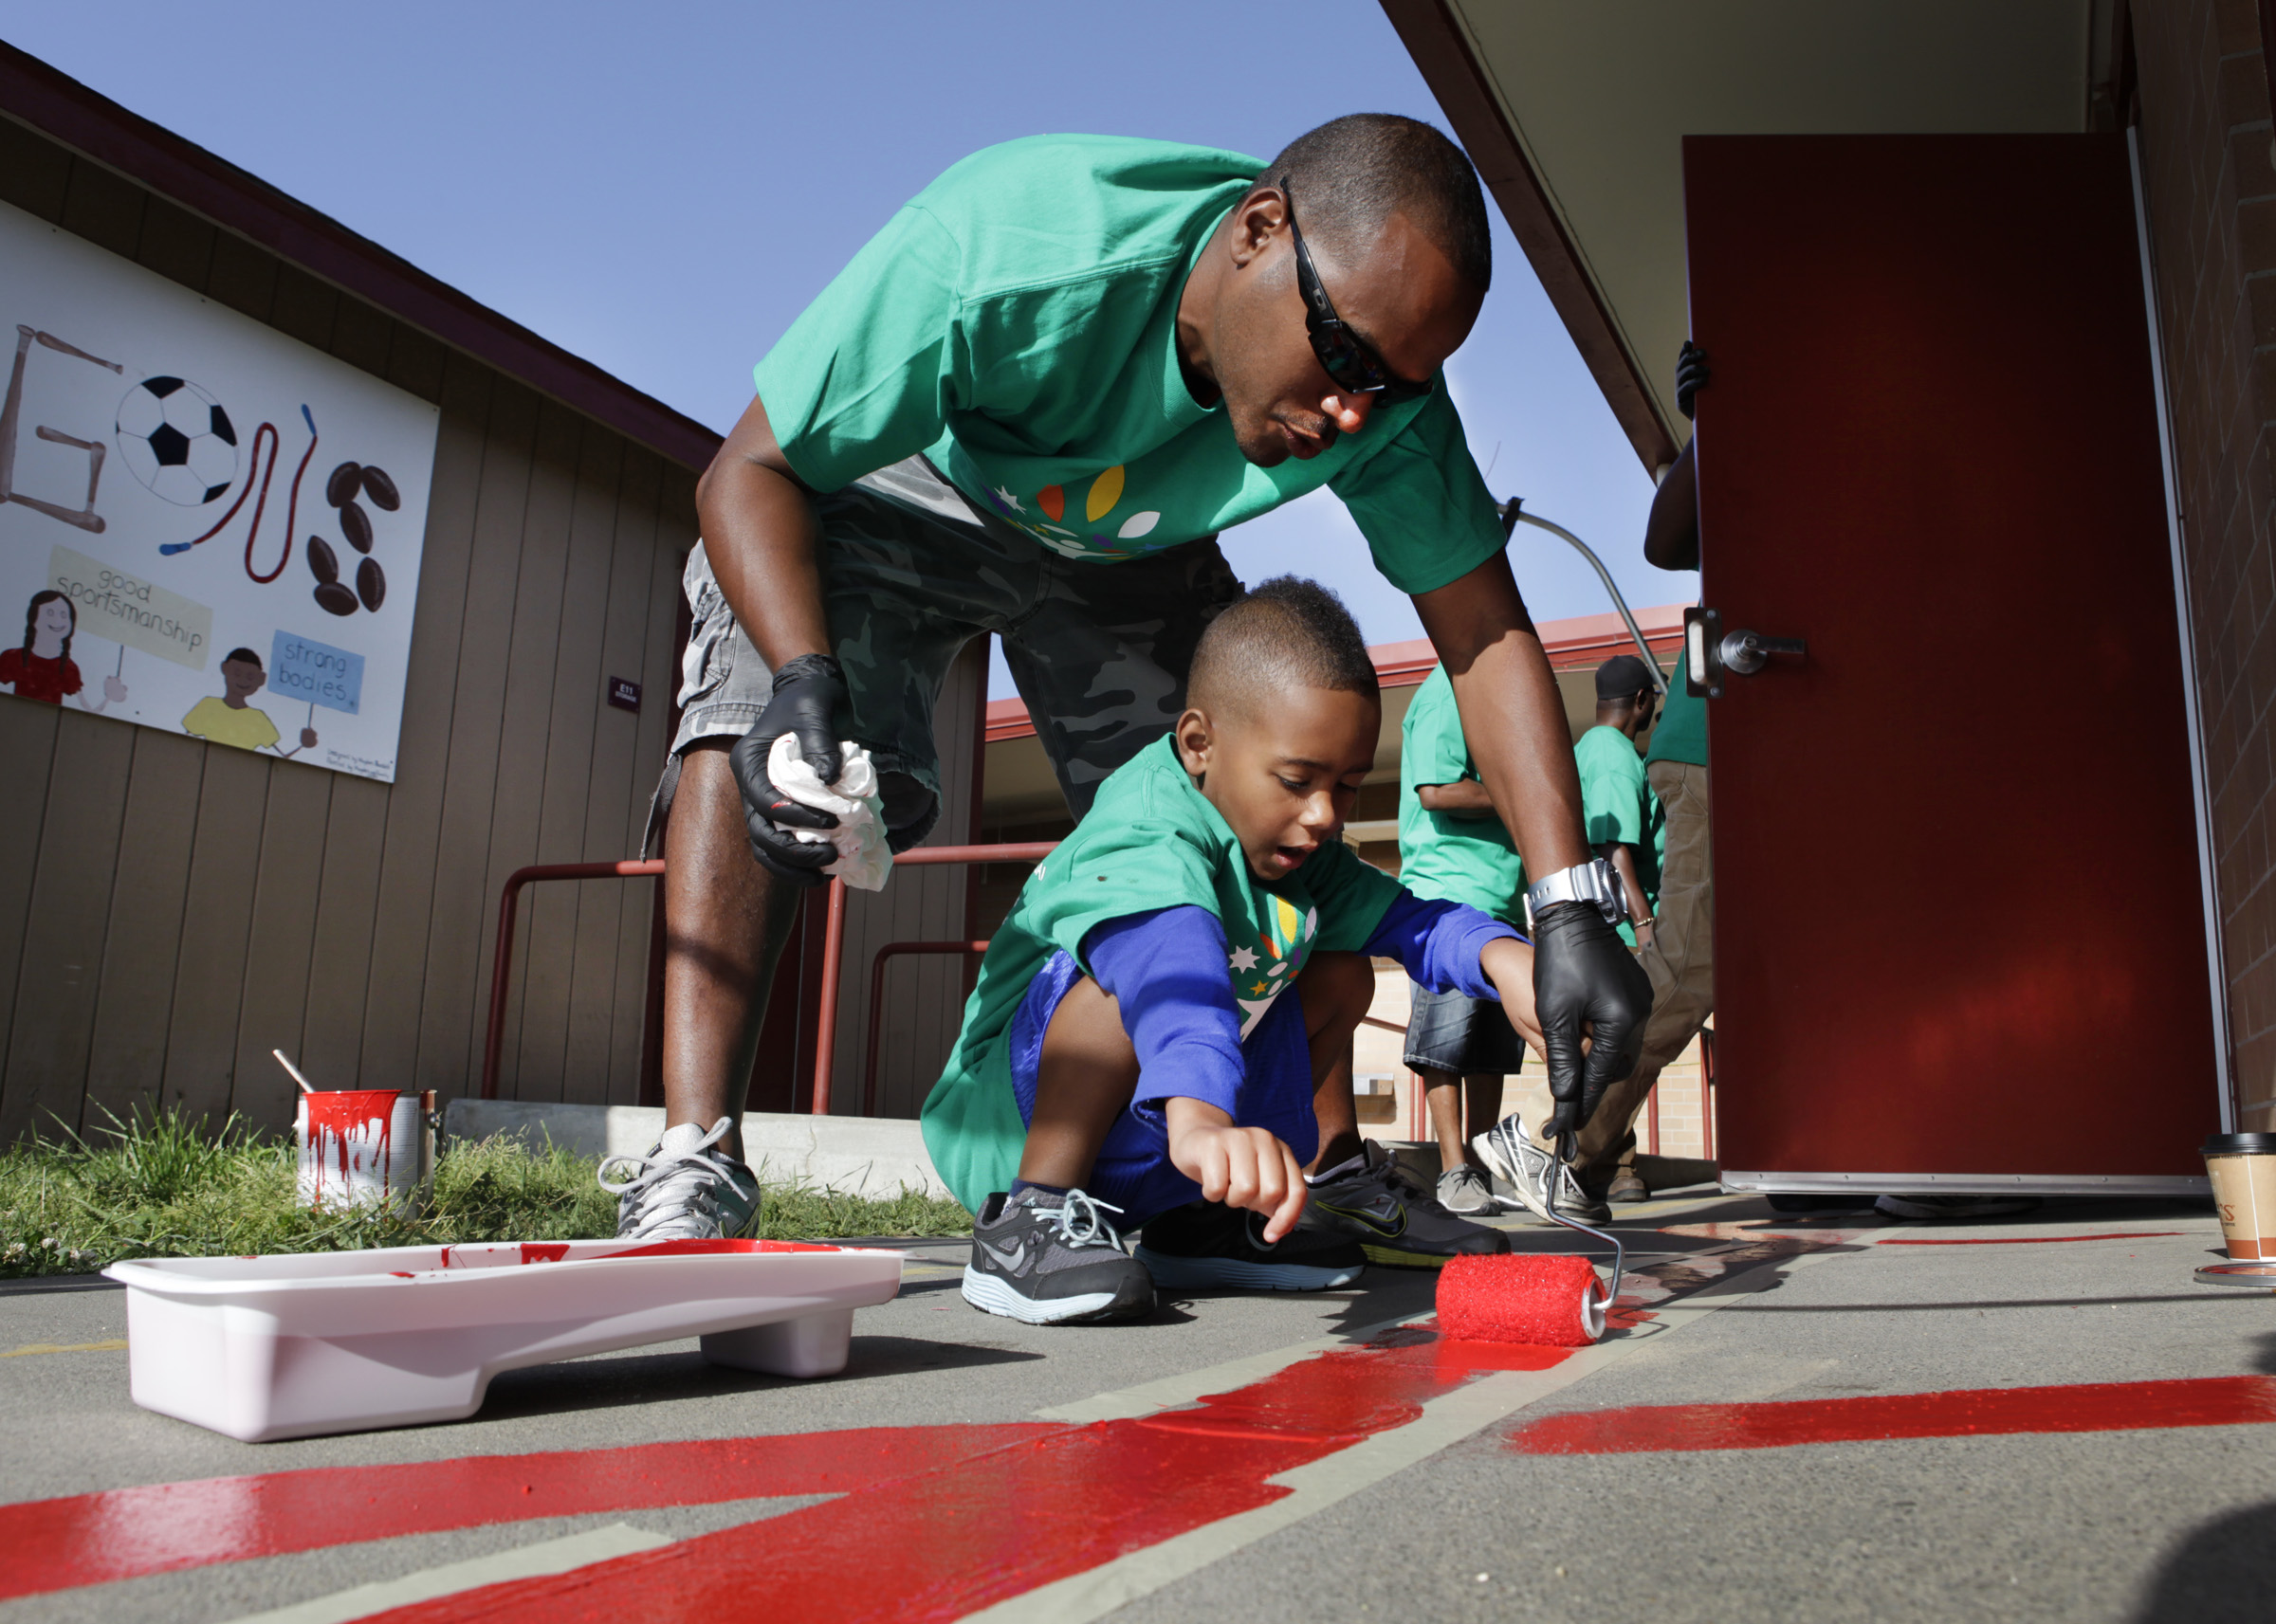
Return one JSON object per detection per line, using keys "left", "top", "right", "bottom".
{"left": 1438, "top": 1253, "right": 1606, "bottom": 1347}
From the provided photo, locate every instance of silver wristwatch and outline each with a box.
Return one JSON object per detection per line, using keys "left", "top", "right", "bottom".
{"left": 1525, "top": 858, "right": 1628, "bottom": 926}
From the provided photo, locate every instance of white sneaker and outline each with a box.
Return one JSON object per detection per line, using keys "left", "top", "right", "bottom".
{"left": 1475, "top": 1115, "right": 1610, "bottom": 1226}
{"left": 599, "top": 1117, "right": 761, "bottom": 1241}
{"left": 1436, "top": 1164, "right": 1496, "bottom": 1216}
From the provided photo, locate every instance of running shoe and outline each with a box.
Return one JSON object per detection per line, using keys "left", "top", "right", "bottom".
{"left": 962, "top": 1187, "right": 1155, "bottom": 1324}
{"left": 1298, "top": 1141, "right": 1509, "bottom": 1267}
{"left": 1135, "top": 1200, "right": 1366, "bottom": 1291}
{"left": 1873, "top": 1193, "right": 2043, "bottom": 1220}
{"left": 1475, "top": 1115, "right": 1612, "bottom": 1226}
{"left": 1606, "top": 1167, "right": 1651, "bottom": 1205}
{"left": 600, "top": 1117, "right": 761, "bottom": 1241}
{"left": 1437, "top": 1163, "right": 1496, "bottom": 1215}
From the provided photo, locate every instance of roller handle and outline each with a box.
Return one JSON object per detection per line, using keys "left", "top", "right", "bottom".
{"left": 1545, "top": 1127, "right": 1624, "bottom": 1318}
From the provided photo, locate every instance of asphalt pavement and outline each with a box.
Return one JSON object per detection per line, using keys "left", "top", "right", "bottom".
{"left": 1, "top": 1189, "right": 2267, "bottom": 1622}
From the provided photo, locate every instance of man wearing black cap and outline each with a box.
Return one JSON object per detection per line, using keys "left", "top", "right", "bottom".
{"left": 1575, "top": 654, "right": 1661, "bottom": 950}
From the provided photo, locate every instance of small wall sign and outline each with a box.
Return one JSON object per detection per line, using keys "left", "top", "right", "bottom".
{"left": 606, "top": 676, "right": 641, "bottom": 714}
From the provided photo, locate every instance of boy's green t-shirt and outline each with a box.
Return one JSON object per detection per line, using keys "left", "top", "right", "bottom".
{"left": 1644, "top": 666, "right": 1709, "bottom": 767}
{"left": 921, "top": 734, "right": 1404, "bottom": 1213}
{"left": 1396, "top": 665, "right": 1525, "bottom": 923}
{"left": 755, "top": 135, "right": 1507, "bottom": 597}
{"left": 1574, "top": 722, "right": 1660, "bottom": 946}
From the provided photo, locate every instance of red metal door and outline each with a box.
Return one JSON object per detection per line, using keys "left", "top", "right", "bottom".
{"left": 1686, "top": 134, "right": 2218, "bottom": 1194}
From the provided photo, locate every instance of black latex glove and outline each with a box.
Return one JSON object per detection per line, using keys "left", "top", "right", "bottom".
{"left": 1533, "top": 900, "right": 1654, "bottom": 1144}
{"left": 1675, "top": 340, "right": 1710, "bottom": 422}
{"left": 726, "top": 653, "right": 849, "bottom": 887}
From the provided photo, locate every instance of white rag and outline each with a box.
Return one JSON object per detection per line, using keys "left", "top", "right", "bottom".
{"left": 766, "top": 734, "right": 892, "bottom": 891}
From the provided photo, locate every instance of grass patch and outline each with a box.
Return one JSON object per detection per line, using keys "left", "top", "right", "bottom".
{"left": 0, "top": 1104, "right": 971, "bottom": 1279}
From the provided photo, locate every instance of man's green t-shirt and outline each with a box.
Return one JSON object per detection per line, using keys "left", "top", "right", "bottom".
{"left": 921, "top": 734, "right": 1403, "bottom": 1213}
{"left": 755, "top": 135, "right": 1507, "bottom": 596}
{"left": 1575, "top": 722, "right": 1659, "bottom": 945}
{"left": 1644, "top": 666, "right": 1708, "bottom": 767}
{"left": 1396, "top": 665, "right": 1525, "bottom": 923}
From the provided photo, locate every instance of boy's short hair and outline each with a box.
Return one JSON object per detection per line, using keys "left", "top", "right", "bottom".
{"left": 1189, "top": 576, "right": 1378, "bottom": 713}
{"left": 223, "top": 648, "right": 263, "bottom": 668}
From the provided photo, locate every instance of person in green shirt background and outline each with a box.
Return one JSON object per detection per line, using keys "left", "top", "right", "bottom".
{"left": 606, "top": 113, "right": 1651, "bottom": 1242}
{"left": 1395, "top": 663, "right": 1528, "bottom": 1216}
{"left": 1574, "top": 654, "right": 1662, "bottom": 952}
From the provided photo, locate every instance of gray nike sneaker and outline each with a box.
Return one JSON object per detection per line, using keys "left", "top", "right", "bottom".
{"left": 1297, "top": 1140, "right": 1508, "bottom": 1267}
{"left": 1437, "top": 1163, "right": 1496, "bottom": 1216}
{"left": 599, "top": 1117, "right": 761, "bottom": 1241}
{"left": 963, "top": 1188, "right": 1155, "bottom": 1324}
{"left": 1476, "top": 1114, "right": 1612, "bottom": 1226}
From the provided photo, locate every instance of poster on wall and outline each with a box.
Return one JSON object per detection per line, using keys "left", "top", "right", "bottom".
{"left": 0, "top": 200, "right": 438, "bottom": 781}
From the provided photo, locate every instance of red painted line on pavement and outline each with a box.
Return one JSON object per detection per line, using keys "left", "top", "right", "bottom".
{"left": 1878, "top": 1232, "right": 2182, "bottom": 1246}
{"left": 1506, "top": 1375, "right": 2276, "bottom": 1457}
{"left": 0, "top": 1423, "right": 1059, "bottom": 1602}
{"left": 359, "top": 1335, "right": 1566, "bottom": 1624}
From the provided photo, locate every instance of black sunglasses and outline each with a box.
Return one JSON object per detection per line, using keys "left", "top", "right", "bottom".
{"left": 1284, "top": 185, "right": 1434, "bottom": 406}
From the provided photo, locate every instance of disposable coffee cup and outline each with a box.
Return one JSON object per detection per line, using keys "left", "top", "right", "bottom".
{"left": 2202, "top": 1133, "right": 2276, "bottom": 1261}
{"left": 296, "top": 1088, "right": 435, "bottom": 1213}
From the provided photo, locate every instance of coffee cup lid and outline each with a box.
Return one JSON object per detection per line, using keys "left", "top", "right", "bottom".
{"left": 2202, "top": 1133, "right": 2276, "bottom": 1153}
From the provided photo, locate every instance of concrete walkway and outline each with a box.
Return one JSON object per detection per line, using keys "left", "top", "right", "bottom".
{"left": 0, "top": 1191, "right": 2266, "bottom": 1622}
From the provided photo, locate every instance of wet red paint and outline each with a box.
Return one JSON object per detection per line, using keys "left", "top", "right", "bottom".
{"left": 303, "top": 1088, "right": 399, "bottom": 1202}
{"left": 1506, "top": 1375, "right": 2276, "bottom": 1457}
{"left": 0, "top": 1424, "right": 1058, "bottom": 1601}
{"left": 358, "top": 1337, "right": 1552, "bottom": 1624}
{"left": 1878, "top": 1232, "right": 2182, "bottom": 1246}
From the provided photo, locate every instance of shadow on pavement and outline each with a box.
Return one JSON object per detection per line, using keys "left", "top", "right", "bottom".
{"left": 476, "top": 1334, "right": 1045, "bottom": 1423}
{"left": 2131, "top": 1500, "right": 2276, "bottom": 1620}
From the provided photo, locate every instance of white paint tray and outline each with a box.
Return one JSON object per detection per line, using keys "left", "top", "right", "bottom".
{"left": 104, "top": 1238, "right": 905, "bottom": 1442}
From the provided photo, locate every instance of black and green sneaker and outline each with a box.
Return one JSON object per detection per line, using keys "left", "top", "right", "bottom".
{"left": 1298, "top": 1141, "right": 1510, "bottom": 1268}
{"left": 1135, "top": 1199, "right": 1366, "bottom": 1291}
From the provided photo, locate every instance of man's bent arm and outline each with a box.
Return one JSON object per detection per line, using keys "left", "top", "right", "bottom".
{"left": 1416, "top": 780, "right": 1498, "bottom": 819}
{"left": 1643, "top": 439, "right": 1700, "bottom": 572}
{"left": 695, "top": 392, "right": 833, "bottom": 669}
{"left": 1413, "top": 552, "right": 1589, "bottom": 878}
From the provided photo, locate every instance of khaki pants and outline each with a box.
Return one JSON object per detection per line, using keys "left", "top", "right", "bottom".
{"left": 1517, "top": 759, "right": 1714, "bottom": 1183}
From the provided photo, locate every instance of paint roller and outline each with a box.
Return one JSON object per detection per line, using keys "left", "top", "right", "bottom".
{"left": 1437, "top": 1127, "right": 1624, "bottom": 1347}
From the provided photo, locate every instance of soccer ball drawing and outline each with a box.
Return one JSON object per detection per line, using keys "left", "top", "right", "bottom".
{"left": 115, "top": 376, "right": 238, "bottom": 506}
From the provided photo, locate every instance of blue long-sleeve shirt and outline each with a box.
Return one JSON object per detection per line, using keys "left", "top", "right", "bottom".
{"left": 1080, "top": 894, "right": 1521, "bottom": 1120}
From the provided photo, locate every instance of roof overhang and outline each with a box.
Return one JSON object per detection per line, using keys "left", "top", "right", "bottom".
{"left": 1384, "top": 0, "right": 2123, "bottom": 472}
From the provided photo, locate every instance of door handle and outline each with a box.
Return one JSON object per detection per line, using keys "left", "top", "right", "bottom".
{"left": 1685, "top": 607, "right": 1807, "bottom": 697}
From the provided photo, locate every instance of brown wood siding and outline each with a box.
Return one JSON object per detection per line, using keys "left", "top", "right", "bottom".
{"left": 0, "top": 124, "right": 701, "bottom": 1140}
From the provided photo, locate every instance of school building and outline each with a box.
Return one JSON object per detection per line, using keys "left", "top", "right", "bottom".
{"left": 6, "top": 3, "right": 2272, "bottom": 1203}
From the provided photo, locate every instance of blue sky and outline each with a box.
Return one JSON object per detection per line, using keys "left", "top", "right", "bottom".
{"left": 2, "top": 1, "right": 1697, "bottom": 696}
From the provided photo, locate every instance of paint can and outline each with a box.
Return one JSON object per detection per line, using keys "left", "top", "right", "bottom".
{"left": 2202, "top": 1133, "right": 2276, "bottom": 1263}
{"left": 296, "top": 1088, "right": 434, "bottom": 1212}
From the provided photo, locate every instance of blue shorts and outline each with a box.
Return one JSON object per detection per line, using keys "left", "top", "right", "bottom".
{"left": 1007, "top": 951, "right": 1318, "bottom": 1226}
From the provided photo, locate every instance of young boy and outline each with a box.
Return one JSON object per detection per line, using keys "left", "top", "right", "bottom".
{"left": 1396, "top": 662, "right": 1529, "bottom": 1217}
{"left": 923, "top": 579, "right": 1542, "bottom": 1325}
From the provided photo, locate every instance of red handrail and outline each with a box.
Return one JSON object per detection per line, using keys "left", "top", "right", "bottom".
{"left": 806, "top": 842, "right": 1056, "bottom": 1116}
{"left": 482, "top": 860, "right": 667, "bottom": 1101}
{"left": 861, "top": 940, "right": 991, "bottom": 1116}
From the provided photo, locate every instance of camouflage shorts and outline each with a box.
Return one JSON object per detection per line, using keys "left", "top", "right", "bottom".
{"left": 651, "top": 455, "right": 1242, "bottom": 851}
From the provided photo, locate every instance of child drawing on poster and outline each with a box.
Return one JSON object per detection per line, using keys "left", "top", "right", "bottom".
{"left": 181, "top": 646, "right": 316, "bottom": 757}
{"left": 0, "top": 591, "right": 127, "bottom": 712}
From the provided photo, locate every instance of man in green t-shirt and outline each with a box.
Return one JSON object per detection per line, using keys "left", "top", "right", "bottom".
{"left": 1395, "top": 663, "right": 1528, "bottom": 1216}
{"left": 611, "top": 115, "right": 1649, "bottom": 1242}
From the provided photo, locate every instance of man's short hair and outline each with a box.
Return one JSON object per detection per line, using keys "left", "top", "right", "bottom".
{"left": 1189, "top": 576, "right": 1378, "bottom": 715}
{"left": 1594, "top": 654, "right": 1654, "bottom": 702}
{"left": 223, "top": 648, "right": 263, "bottom": 668}
{"left": 1260, "top": 114, "right": 1491, "bottom": 292}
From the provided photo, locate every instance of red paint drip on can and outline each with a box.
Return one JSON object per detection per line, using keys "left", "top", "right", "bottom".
{"left": 300, "top": 1089, "right": 400, "bottom": 1208}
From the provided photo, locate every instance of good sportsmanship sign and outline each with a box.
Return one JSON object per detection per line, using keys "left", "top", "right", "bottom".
{"left": 0, "top": 201, "right": 438, "bottom": 780}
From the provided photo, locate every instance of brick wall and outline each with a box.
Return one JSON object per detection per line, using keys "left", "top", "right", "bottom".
{"left": 2135, "top": 0, "right": 2276, "bottom": 1128}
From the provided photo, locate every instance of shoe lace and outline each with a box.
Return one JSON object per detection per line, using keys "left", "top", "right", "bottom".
{"left": 1040, "top": 1188, "right": 1126, "bottom": 1251}
{"left": 597, "top": 1117, "right": 747, "bottom": 1224}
